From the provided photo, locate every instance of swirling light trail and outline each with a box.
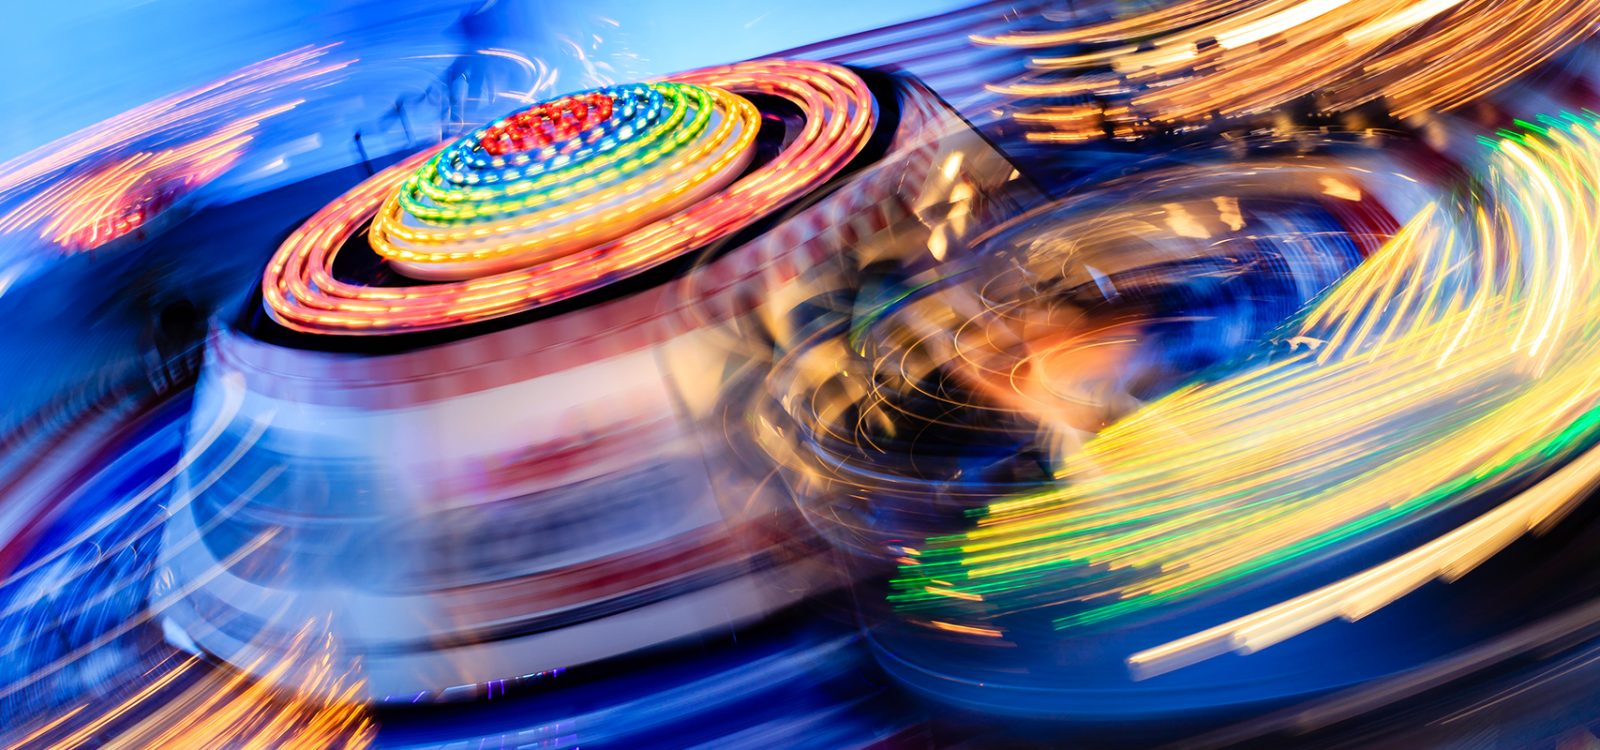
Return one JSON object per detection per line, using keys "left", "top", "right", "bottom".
{"left": 892, "top": 113, "right": 1600, "bottom": 679}
{"left": 0, "top": 105, "right": 297, "bottom": 252}
{"left": 757, "top": 153, "right": 1408, "bottom": 566}
{"left": 980, "top": 1, "right": 1600, "bottom": 140}
{"left": 0, "top": 45, "right": 347, "bottom": 198}
{"left": 6, "top": 626, "right": 372, "bottom": 750}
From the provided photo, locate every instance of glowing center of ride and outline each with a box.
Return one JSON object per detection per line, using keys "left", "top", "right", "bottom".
{"left": 372, "top": 82, "right": 759, "bottom": 281}
{"left": 477, "top": 91, "right": 614, "bottom": 156}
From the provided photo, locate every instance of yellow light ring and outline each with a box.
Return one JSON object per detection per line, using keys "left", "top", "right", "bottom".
{"left": 261, "top": 59, "right": 875, "bottom": 335}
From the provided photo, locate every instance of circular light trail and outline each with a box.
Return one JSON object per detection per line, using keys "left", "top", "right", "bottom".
{"left": 261, "top": 59, "right": 876, "bottom": 335}
{"left": 758, "top": 153, "right": 1409, "bottom": 564}
{"left": 982, "top": 0, "right": 1600, "bottom": 141}
{"left": 881, "top": 114, "right": 1600, "bottom": 678}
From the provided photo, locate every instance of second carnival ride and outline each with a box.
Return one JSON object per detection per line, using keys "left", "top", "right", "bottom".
{"left": 758, "top": 106, "right": 1600, "bottom": 721}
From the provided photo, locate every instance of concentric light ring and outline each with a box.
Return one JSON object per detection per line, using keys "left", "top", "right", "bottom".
{"left": 261, "top": 59, "right": 876, "bottom": 335}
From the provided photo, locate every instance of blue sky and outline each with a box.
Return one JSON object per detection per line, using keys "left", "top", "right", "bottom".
{"left": 0, "top": 0, "right": 969, "bottom": 162}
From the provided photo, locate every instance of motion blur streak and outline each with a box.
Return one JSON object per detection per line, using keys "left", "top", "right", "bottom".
{"left": 0, "top": 45, "right": 348, "bottom": 198}
{"left": 7, "top": 623, "right": 372, "bottom": 750}
{"left": 0, "top": 106, "right": 295, "bottom": 252}
{"left": 895, "top": 113, "right": 1600, "bottom": 678}
{"left": 0, "top": 380, "right": 362, "bottom": 748}
{"left": 1179, "top": 587, "right": 1600, "bottom": 746}
{"left": 981, "top": 0, "right": 1600, "bottom": 141}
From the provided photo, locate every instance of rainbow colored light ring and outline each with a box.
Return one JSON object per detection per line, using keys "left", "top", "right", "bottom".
{"left": 377, "top": 84, "right": 759, "bottom": 279}
{"left": 261, "top": 59, "right": 876, "bottom": 335}
{"left": 870, "top": 114, "right": 1600, "bottom": 679}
